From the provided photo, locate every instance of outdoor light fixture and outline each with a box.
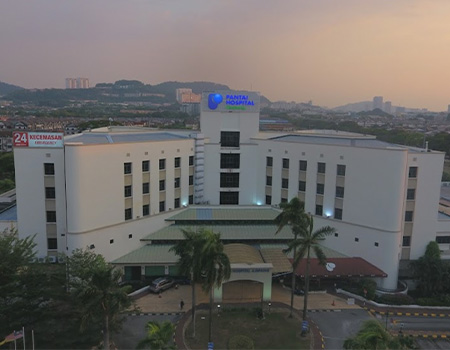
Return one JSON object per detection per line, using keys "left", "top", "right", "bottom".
{"left": 217, "top": 304, "right": 221, "bottom": 316}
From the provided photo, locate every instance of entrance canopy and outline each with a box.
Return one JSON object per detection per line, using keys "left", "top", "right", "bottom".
{"left": 292, "top": 257, "right": 387, "bottom": 278}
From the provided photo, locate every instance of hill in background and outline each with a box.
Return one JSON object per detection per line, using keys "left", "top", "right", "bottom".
{"left": 0, "top": 81, "right": 24, "bottom": 96}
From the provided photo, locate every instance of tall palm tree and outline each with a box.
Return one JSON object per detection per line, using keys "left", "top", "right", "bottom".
{"left": 199, "top": 230, "right": 231, "bottom": 343}
{"left": 137, "top": 320, "right": 175, "bottom": 350}
{"left": 274, "top": 197, "right": 308, "bottom": 317}
{"left": 287, "top": 215, "right": 335, "bottom": 321}
{"left": 72, "top": 263, "right": 131, "bottom": 350}
{"left": 169, "top": 228, "right": 206, "bottom": 338}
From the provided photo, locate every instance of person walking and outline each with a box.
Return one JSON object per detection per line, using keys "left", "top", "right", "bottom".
{"left": 180, "top": 299, "right": 184, "bottom": 310}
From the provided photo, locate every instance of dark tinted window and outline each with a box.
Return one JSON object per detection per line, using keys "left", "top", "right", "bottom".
{"left": 220, "top": 131, "right": 240, "bottom": 147}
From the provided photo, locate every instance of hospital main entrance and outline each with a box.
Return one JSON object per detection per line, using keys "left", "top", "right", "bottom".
{"left": 222, "top": 280, "right": 263, "bottom": 303}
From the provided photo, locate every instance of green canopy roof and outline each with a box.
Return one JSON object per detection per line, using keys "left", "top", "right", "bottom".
{"left": 165, "top": 207, "right": 281, "bottom": 222}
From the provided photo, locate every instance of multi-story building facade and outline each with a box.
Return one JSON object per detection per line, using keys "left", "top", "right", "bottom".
{"left": 13, "top": 91, "right": 446, "bottom": 290}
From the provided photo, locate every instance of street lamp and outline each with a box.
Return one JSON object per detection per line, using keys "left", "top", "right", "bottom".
{"left": 217, "top": 304, "right": 221, "bottom": 316}
{"left": 268, "top": 302, "right": 271, "bottom": 314}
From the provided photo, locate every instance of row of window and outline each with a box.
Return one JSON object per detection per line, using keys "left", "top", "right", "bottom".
{"left": 124, "top": 195, "right": 194, "bottom": 220}
{"left": 124, "top": 156, "right": 194, "bottom": 174}
{"left": 268, "top": 177, "right": 345, "bottom": 198}
{"left": 267, "top": 157, "right": 346, "bottom": 176}
{"left": 124, "top": 176, "right": 195, "bottom": 197}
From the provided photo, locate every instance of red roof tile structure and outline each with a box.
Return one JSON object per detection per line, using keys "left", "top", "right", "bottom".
{"left": 291, "top": 257, "right": 387, "bottom": 278}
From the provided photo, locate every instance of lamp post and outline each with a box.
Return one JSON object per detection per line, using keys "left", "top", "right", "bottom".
{"left": 268, "top": 302, "right": 271, "bottom": 314}
{"left": 217, "top": 304, "right": 221, "bottom": 316}
{"left": 385, "top": 310, "right": 389, "bottom": 330}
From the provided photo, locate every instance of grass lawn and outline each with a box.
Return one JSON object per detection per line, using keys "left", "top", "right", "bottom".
{"left": 184, "top": 308, "right": 310, "bottom": 350}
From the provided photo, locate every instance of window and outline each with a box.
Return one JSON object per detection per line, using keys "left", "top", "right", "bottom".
{"left": 355, "top": 237, "right": 359, "bottom": 242}
{"left": 159, "top": 159, "right": 166, "bottom": 170}
{"left": 189, "top": 156, "right": 194, "bottom": 166}
{"left": 337, "top": 164, "right": 346, "bottom": 176}
{"left": 124, "top": 185, "right": 132, "bottom": 197}
{"left": 265, "top": 195, "right": 272, "bottom": 205}
{"left": 318, "top": 162, "right": 326, "bottom": 174}
{"left": 266, "top": 157, "right": 273, "bottom": 167}
{"left": 143, "top": 182, "right": 150, "bottom": 194}
{"left": 280, "top": 197, "right": 287, "bottom": 203}
{"left": 125, "top": 208, "right": 132, "bottom": 220}
{"left": 47, "top": 238, "right": 57, "bottom": 250}
{"left": 220, "top": 131, "right": 240, "bottom": 147}
{"left": 315, "top": 205, "right": 323, "bottom": 216}
{"left": 129, "top": 234, "right": 133, "bottom": 239}
{"left": 124, "top": 162, "right": 132, "bottom": 174}
{"left": 174, "top": 157, "right": 181, "bottom": 168}
{"left": 335, "top": 186, "right": 344, "bottom": 198}
{"left": 46, "top": 211, "right": 56, "bottom": 223}
{"left": 334, "top": 233, "right": 339, "bottom": 237}
{"left": 159, "top": 201, "right": 165, "bottom": 212}
{"left": 282, "top": 158, "right": 289, "bottom": 169}
{"left": 299, "top": 181, "right": 306, "bottom": 192}
{"left": 436, "top": 236, "right": 450, "bottom": 244}
{"left": 45, "top": 187, "right": 56, "bottom": 199}
{"left": 174, "top": 198, "right": 180, "bottom": 208}
{"left": 266, "top": 176, "right": 272, "bottom": 186}
{"left": 334, "top": 208, "right": 343, "bottom": 220}
{"left": 110, "top": 239, "right": 114, "bottom": 244}
{"left": 409, "top": 167, "right": 417, "bottom": 178}
{"left": 299, "top": 160, "right": 307, "bottom": 171}
{"left": 220, "top": 173, "right": 240, "bottom": 188}
{"left": 159, "top": 180, "right": 165, "bottom": 191}
{"left": 142, "top": 160, "right": 150, "bottom": 172}
{"left": 44, "top": 163, "right": 55, "bottom": 175}
{"left": 189, "top": 195, "right": 194, "bottom": 204}
{"left": 407, "top": 189, "right": 415, "bottom": 200}
{"left": 189, "top": 175, "right": 194, "bottom": 186}
{"left": 174, "top": 177, "right": 181, "bottom": 188}
{"left": 374, "top": 242, "right": 379, "bottom": 247}
{"left": 316, "top": 183, "right": 324, "bottom": 195}
{"left": 402, "top": 236, "right": 411, "bottom": 247}
{"left": 143, "top": 204, "right": 150, "bottom": 216}
{"left": 220, "top": 191, "right": 239, "bottom": 205}
{"left": 220, "top": 154, "right": 240, "bottom": 169}
{"left": 405, "top": 211, "right": 413, "bottom": 222}
{"left": 282, "top": 178, "right": 289, "bottom": 189}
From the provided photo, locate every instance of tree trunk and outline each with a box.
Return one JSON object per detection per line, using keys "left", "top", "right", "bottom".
{"left": 191, "top": 274, "right": 196, "bottom": 338}
{"left": 303, "top": 246, "right": 311, "bottom": 321}
{"left": 104, "top": 314, "right": 110, "bottom": 350}
{"left": 289, "top": 235, "right": 298, "bottom": 318}
{"left": 208, "top": 288, "right": 213, "bottom": 343}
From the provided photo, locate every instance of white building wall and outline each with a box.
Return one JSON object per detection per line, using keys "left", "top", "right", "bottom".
{"left": 408, "top": 151, "right": 444, "bottom": 259}
{"left": 65, "top": 139, "right": 194, "bottom": 233}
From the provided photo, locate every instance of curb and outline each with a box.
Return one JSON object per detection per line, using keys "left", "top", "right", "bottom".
{"left": 310, "top": 309, "right": 342, "bottom": 313}
{"left": 126, "top": 312, "right": 184, "bottom": 316}
{"left": 365, "top": 308, "right": 450, "bottom": 318}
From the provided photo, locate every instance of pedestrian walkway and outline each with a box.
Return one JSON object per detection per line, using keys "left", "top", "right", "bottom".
{"left": 132, "top": 283, "right": 360, "bottom": 314}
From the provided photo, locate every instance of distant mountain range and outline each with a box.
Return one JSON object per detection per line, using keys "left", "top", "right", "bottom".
{"left": 0, "top": 81, "right": 24, "bottom": 96}
{"left": 0, "top": 80, "right": 271, "bottom": 106}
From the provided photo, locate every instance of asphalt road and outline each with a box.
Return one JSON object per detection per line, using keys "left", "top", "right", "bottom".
{"left": 375, "top": 313, "right": 450, "bottom": 333}
{"left": 308, "top": 309, "right": 373, "bottom": 350}
{"left": 114, "top": 314, "right": 181, "bottom": 350}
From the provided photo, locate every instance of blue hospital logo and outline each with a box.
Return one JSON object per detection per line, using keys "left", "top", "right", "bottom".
{"left": 208, "top": 93, "right": 223, "bottom": 110}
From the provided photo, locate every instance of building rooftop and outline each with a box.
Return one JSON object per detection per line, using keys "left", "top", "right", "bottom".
{"left": 166, "top": 206, "right": 281, "bottom": 222}
{"left": 65, "top": 131, "right": 191, "bottom": 145}
{"left": 142, "top": 224, "right": 293, "bottom": 241}
{"left": 0, "top": 204, "right": 17, "bottom": 221}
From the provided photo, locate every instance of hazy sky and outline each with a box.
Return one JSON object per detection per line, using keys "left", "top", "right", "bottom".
{"left": 1, "top": 0, "right": 450, "bottom": 110}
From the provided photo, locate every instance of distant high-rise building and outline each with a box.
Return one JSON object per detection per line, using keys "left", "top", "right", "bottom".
{"left": 384, "top": 101, "right": 392, "bottom": 114}
{"left": 176, "top": 88, "right": 192, "bottom": 103}
{"left": 373, "top": 96, "right": 383, "bottom": 110}
{"left": 65, "top": 77, "right": 89, "bottom": 89}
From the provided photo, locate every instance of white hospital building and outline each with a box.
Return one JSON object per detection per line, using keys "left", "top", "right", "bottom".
{"left": 12, "top": 90, "right": 450, "bottom": 292}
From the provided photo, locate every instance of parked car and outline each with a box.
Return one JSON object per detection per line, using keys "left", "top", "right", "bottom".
{"left": 148, "top": 277, "right": 175, "bottom": 293}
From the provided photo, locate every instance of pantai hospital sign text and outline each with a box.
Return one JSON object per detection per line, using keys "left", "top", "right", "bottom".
{"left": 13, "top": 132, "right": 64, "bottom": 148}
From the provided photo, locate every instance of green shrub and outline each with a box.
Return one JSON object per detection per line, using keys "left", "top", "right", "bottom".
{"left": 358, "top": 278, "right": 377, "bottom": 300}
{"left": 228, "top": 335, "right": 254, "bottom": 350}
{"left": 376, "top": 293, "right": 415, "bottom": 305}
{"left": 415, "top": 295, "right": 450, "bottom": 306}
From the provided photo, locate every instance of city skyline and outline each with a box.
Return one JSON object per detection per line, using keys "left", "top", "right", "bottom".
{"left": 1, "top": 0, "right": 450, "bottom": 111}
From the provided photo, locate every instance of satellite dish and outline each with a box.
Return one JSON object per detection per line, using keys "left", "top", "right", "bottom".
{"left": 325, "top": 262, "right": 336, "bottom": 272}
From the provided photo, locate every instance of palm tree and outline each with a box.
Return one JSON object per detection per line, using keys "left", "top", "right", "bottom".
{"left": 274, "top": 197, "right": 308, "bottom": 317}
{"left": 70, "top": 251, "right": 131, "bottom": 350}
{"left": 137, "top": 320, "right": 175, "bottom": 350}
{"left": 199, "top": 230, "right": 231, "bottom": 343}
{"left": 343, "top": 320, "right": 415, "bottom": 349}
{"left": 287, "top": 215, "right": 335, "bottom": 322}
{"left": 169, "top": 228, "right": 209, "bottom": 338}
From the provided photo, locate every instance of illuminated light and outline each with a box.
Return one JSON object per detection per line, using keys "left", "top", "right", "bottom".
{"left": 325, "top": 210, "right": 332, "bottom": 217}
{"left": 182, "top": 201, "right": 188, "bottom": 207}
{"left": 256, "top": 201, "right": 262, "bottom": 206}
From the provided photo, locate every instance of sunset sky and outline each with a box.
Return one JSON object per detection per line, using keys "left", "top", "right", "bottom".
{"left": 1, "top": 0, "right": 449, "bottom": 111}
